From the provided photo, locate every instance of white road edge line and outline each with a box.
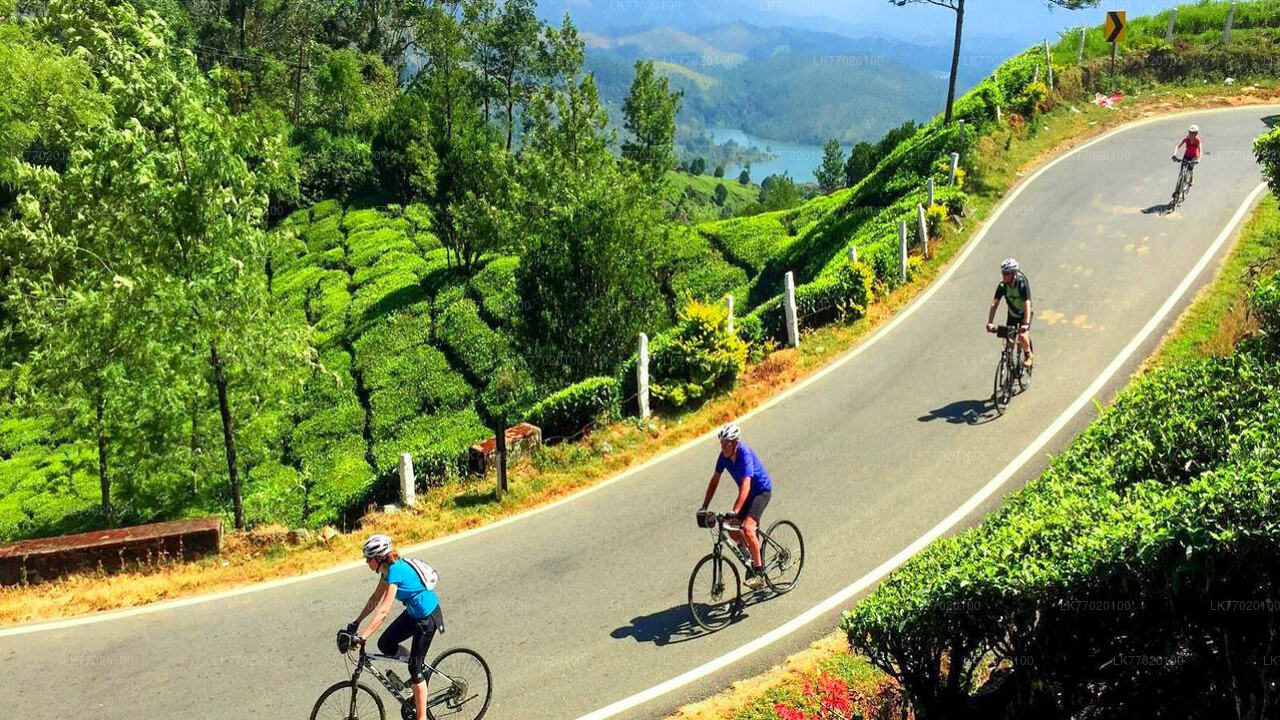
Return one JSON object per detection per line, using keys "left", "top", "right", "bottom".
{"left": 2, "top": 105, "right": 1273, "bottom": 639}
{"left": 570, "top": 193, "right": 1272, "bottom": 715}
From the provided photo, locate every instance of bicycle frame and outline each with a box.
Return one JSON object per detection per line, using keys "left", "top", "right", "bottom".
{"left": 706, "top": 516, "right": 777, "bottom": 576}
{"left": 349, "top": 647, "right": 460, "bottom": 712}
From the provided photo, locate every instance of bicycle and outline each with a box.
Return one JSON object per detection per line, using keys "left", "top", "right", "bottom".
{"left": 311, "top": 630, "right": 492, "bottom": 720}
{"left": 1170, "top": 155, "right": 1198, "bottom": 210}
{"left": 992, "top": 323, "right": 1033, "bottom": 414}
{"left": 687, "top": 510, "right": 805, "bottom": 631}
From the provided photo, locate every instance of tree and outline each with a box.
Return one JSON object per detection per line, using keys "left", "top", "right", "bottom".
{"left": 738, "top": 165, "right": 751, "bottom": 185}
{"left": 815, "top": 138, "right": 845, "bottom": 194}
{"left": 844, "top": 141, "right": 877, "bottom": 188}
{"left": 490, "top": 0, "right": 540, "bottom": 150}
{"left": 621, "top": 60, "right": 683, "bottom": 186}
{"left": 690, "top": 157, "right": 706, "bottom": 175}
{"left": 759, "top": 173, "right": 800, "bottom": 211}
{"left": 371, "top": 88, "right": 438, "bottom": 201}
{"left": 890, "top": 0, "right": 1096, "bottom": 124}
{"left": 713, "top": 183, "right": 728, "bottom": 206}
{"left": 515, "top": 75, "right": 666, "bottom": 383}
{"left": 4, "top": 0, "right": 307, "bottom": 530}
{"left": 714, "top": 164, "right": 725, "bottom": 178}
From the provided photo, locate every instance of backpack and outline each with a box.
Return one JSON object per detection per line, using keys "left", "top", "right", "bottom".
{"left": 405, "top": 557, "right": 438, "bottom": 591}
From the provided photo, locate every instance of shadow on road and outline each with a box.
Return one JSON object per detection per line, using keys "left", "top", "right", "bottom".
{"left": 1142, "top": 203, "right": 1174, "bottom": 216}
{"left": 612, "top": 593, "right": 772, "bottom": 646}
{"left": 610, "top": 603, "right": 714, "bottom": 646}
{"left": 918, "top": 398, "right": 998, "bottom": 425}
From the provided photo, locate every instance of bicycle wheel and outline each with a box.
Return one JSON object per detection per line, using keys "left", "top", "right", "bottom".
{"left": 688, "top": 553, "right": 741, "bottom": 631}
{"left": 992, "top": 353, "right": 1012, "bottom": 413}
{"left": 761, "top": 520, "right": 805, "bottom": 593}
{"left": 426, "top": 648, "right": 492, "bottom": 720}
{"left": 311, "top": 680, "right": 386, "bottom": 720}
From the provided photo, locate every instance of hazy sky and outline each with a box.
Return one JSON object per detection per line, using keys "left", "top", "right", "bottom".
{"left": 541, "top": 0, "right": 1185, "bottom": 46}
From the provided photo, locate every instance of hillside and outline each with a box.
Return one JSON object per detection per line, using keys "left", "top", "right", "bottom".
{"left": 585, "top": 22, "right": 962, "bottom": 150}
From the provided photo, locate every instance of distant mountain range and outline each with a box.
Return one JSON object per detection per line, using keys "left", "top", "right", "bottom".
{"left": 584, "top": 21, "right": 1013, "bottom": 150}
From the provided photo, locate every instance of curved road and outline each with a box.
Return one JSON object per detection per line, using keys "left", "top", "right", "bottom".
{"left": 2, "top": 106, "right": 1275, "bottom": 720}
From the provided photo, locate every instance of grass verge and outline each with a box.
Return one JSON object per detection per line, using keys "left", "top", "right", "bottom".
{"left": 3, "top": 84, "right": 1278, "bottom": 628}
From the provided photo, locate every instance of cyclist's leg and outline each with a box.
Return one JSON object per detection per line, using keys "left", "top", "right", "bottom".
{"left": 408, "top": 607, "right": 442, "bottom": 719}
{"left": 378, "top": 609, "right": 417, "bottom": 660}
{"left": 740, "top": 492, "right": 770, "bottom": 571}
{"left": 1008, "top": 312, "right": 1031, "bottom": 363}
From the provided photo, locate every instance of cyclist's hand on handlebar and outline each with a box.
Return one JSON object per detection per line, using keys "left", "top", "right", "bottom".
{"left": 986, "top": 322, "right": 996, "bottom": 333}
{"left": 346, "top": 621, "right": 359, "bottom": 635}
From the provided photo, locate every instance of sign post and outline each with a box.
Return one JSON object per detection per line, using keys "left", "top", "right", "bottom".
{"left": 1105, "top": 11, "right": 1126, "bottom": 78}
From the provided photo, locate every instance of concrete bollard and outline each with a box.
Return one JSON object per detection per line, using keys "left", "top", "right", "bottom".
{"left": 917, "top": 204, "right": 929, "bottom": 258}
{"left": 948, "top": 152, "right": 959, "bottom": 186}
{"left": 848, "top": 245, "right": 858, "bottom": 264}
{"left": 399, "top": 453, "right": 416, "bottom": 507}
{"left": 1077, "top": 26, "right": 1086, "bottom": 65}
{"left": 927, "top": 177, "right": 935, "bottom": 207}
{"left": 899, "top": 220, "right": 908, "bottom": 283}
{"left": 1044, "top": 39, "right": 1053, "bottom": 89}
{"left": 726, "top": 294, "right": 734, "bottom": 334}
{"left": 1225, "top": 1, "right": 1236, "bottom": 43}
{"left": 784, "top": 271, "right": 799, "bottom": 348}
{"left": 995, "top": 104, "right": 1002, "bottom": 124}
{"left": 1166, "top": 8, "right": 1177, "bottom": 43}
{"left": 1032, "top": 65, "right": 1039, "bottom": 84}
{"left": 637, "top": 333, "right": 650, "bottom": 419}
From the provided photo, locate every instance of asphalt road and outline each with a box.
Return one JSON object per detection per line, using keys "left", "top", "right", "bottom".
{"left": 1, "top": 106, "right": 1276, "bottom": 720}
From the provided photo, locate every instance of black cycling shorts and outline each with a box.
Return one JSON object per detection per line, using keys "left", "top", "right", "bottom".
{"left": 736, "top": 491, "right": 771, "bottom": 524}
{"left": 1006, "top": 311, "right": 1029, "bottom": 329}
{"left": 378, "top": 605, "right": 443, "bottom": 682}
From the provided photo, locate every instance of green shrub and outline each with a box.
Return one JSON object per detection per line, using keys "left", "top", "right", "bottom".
{"left": 341, "top": 208, "right": 385, "bottom": 233}
{"left": 842, "top": 344, "right": 1280, "bottom": 719}
{"left": 526, "top": 376, "right": 622, "bottom": 440}
{"left": 469, "top": 256, "right": 520, "bottom": 328}
{"left": 311, "top": 199, "right": 343, "bottom": 222}
{"left": 670, "top": 257, "right": 747, "bottom": 305}
{"left": 302, "top": 436, "right": 372, "bottom": 528}
{"left": 435, "top": 298, "right": 509, "bottom": 381}
{"left": 925, "top": 204, "right": 947, "bottom": 236}
{"left": 649, "top": 302, "right": 747, "bottom": 409}
{"left": 348, "top": 226, "right": 416, "bottom": 268}
{"left": 1014, "top": 80, "right": 1049, "bottom": 115}
{"left": 734, "top": 313, "right": 767, "bottom": 362}
{"left": 404, "top": 202, "right": 432, "bottom": 232}
{"left": 303, "top": 214, "right": 343, "bottom": 253}
{"left": 793, "top": 260, "right": 874, "bottom": 326}
{"left": 1252, "top": 272, "right": 1280, "bottom": 333}
{"left": 244, "top": 461, "right": 306, "bottom": 528}
{"left": 374, "top": 408, "right": 489, "bottom": 479}
{"left": 1254, "top": 126, "right": 1280, "bottom": 197}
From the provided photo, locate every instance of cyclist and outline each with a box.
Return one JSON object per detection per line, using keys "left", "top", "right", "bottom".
{"left": 1173, "top": 124, "right": 1203, "bottom": 193}
{"left": 986, "top": 257, "right": 1033, "bottom": 368}
{"left": 699, "top": 423, "right": 772, "bottom": 589}
{"left": 347, "top": 535, "right": 442, "bottom": 720}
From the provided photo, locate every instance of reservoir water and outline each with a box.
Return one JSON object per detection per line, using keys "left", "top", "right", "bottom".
{"left": 710, "top": 128, "right": 836, "bottom": 185}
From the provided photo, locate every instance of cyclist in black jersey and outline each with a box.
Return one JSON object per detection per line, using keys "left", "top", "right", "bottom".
{"left": 986, "top": 257, "right": 1033, "bottom": 367}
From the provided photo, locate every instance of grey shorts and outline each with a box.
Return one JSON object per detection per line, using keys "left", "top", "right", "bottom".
{"left": 736, "top": 491, "right": 771, "bottom": 524}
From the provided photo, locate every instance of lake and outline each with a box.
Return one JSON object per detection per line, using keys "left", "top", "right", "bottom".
{"left": 710, "top": 128, "right": 836, "bottom": 185}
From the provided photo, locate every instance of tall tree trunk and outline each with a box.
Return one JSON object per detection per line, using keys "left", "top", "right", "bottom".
{"left": 945, "top": 0, "right": 965, "bottom": 124}
{"left": 210, "top": 341, "right": 244, "bottom": 530}
{"left": 96, "top": 397, "right": 113, "bottom": 528}
{"left": 505, "top": 76, "right": 515, "bottom": 150}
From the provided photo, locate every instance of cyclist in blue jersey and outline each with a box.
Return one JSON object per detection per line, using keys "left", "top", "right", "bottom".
{"left": 347, "top": 535, "right": 442, "bottom": 720}
{"left": 699, "top": 423, "right": 772, "bottom": 589}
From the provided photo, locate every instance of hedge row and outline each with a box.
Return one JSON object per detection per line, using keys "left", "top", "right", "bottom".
{"left": 372, "top": 408, "right": 489, "bottom": 479}
{"left": 434, "top": 298, "right": 509, "bottom": 382}
{"left": 468, "top": 256, "right": 520, "bottom": 328}
{"left": 843, "top": 338, "right": 1280, "bottom": 718}
{"left": 525, "top": 376, "right": 622, "bottom": 440}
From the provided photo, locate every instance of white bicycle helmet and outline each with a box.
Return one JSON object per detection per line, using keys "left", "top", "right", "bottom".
{"left": 1000, "top": 257, "right": 1019, "bottom": 273}
{"left": 717, "top": 423, "right": 741, "bottom": 442}
{"left": 362, "top": 534, "right": 392, "bottom": 560}
{"left": 1188, "top": 124, "right": 1199, "bottom": 133}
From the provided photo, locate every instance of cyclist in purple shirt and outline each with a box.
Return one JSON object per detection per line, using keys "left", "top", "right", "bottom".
{"left": 699, "top": 423, "right": 772, "bottom": 588}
